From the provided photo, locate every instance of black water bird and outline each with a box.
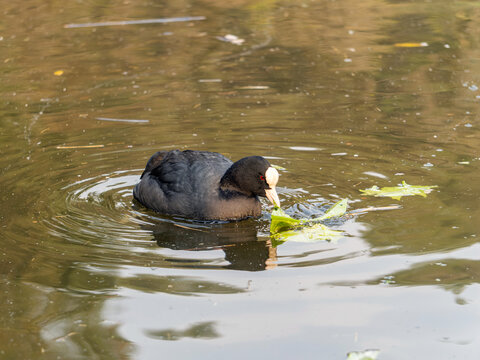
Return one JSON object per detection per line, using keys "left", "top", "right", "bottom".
{"left": 133, "top": 150, "right": 280, "bottom": 220}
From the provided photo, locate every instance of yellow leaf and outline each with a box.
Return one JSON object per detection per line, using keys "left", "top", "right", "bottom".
{"left": 394, "top": 42, "right": 428, "bottom": 48}
{"left": 54, "top": 70, "right": 64, "bottom": 76}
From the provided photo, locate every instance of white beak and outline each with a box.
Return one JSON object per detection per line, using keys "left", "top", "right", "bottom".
{"left": 265, "top": 167, "right": 280, "bottom": 207}
{"left": 265, "top": 187, "right": 281, "bottom": 207}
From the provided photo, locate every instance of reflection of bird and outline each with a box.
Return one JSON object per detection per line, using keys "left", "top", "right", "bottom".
{"left": 133, "top": 150, "right": 280, "bottom": 220}
{"left": 148, "top": 220, "right": 274, "bottom": 271}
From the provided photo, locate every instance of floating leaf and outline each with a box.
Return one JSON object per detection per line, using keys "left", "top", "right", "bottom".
{"left": 359, "top": 181, "right": 437, "bottom": 200}
{"left": 270, "top": 199, "right": 348, "bottom": 235}
{"left": 270, "top": 207, "right": 302, "bottom": 234}
{"left": 272, "top": 223, "right": 344, "bottom": 245}
{"left": 270, "top": 199, "right": 348, "bottom": 245}
{"left": 394, "top": 42, "right": 428, "bottom": 48}
{"left": 347, "top": 349, "right": 380, "bottom": 360}
{"left": 310, "top": 198, "right": 348, "bottom": 222}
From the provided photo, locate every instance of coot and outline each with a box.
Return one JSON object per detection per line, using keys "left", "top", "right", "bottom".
{"left": 133, "top": 150, "right": 280, "bottom": 220}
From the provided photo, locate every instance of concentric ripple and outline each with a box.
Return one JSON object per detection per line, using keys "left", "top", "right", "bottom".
{"left": 29, "top": 165, "right": 367, "bottom": 272}
{"left": 44, "top": 169, "right": 153, "bottom": 248}
{"left": 35, "top": 168, "right": 275, "bottom": 270}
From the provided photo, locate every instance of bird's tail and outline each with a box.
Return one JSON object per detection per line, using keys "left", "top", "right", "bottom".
{"left": 140, "top": 151, "right": 168, "bottom": 178}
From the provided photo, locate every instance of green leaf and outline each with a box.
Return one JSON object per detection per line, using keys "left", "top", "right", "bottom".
{"left": 346, "top": 349, "right": 380, "bottom": 360}
{"left": 272, "top": 223, "right": 344, "bottom": 244}
{"left": 270, "top": 207, "right": 302, "bottom": 234}
{"left": 359, "top": 181, "right": 438, "bottom": 200}
{"left": 270, "top": 200, "right": 348, "bottom": 245}
{"left": 309, "top": 198, "right": 348, "bottom": 222}
{"left": 270, "top": 199, "right": 348, "bottom": 235}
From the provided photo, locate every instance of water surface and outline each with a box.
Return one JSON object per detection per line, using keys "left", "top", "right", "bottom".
{"left": 1, "top": 0, "right": 480, "bottom": 359}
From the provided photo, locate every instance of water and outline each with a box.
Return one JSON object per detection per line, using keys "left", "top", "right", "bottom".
{"left": 1, "top": 0, "right": 480, "bottom": 359}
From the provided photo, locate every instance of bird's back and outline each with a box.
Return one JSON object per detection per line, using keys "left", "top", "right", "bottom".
{"left": 134, "top": 150, "right": 233, "bottom": 218}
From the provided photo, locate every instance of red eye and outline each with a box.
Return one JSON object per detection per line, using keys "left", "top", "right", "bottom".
{"left": 259, "top": 175, "right": 265, "bottom": 181}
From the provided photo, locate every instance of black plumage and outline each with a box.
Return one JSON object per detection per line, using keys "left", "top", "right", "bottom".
{"left": 133, "top": 150, "right": 280, "bottom": 220}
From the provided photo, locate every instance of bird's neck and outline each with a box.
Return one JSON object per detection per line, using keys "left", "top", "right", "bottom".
{"left": 219, "top": 164, "right": 254, "bottom": 198}
{"left": 220, "top": 167, "right": 238, "bottom": 190}
{"left": 219, "top": 176, "right": 252, "bottom": 199}
{"left": 219, "top": 183, "right": 251, "bottom": 199}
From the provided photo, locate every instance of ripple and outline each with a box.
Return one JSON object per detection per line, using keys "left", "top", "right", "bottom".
{"left": 34, "top": 168, "right": 274, "bottom": 270}
{"left": 31, "top": 165, "right": 363, "bottom": 272}
{"left": 47, "top": 170, "right": 144, "bottom": 241}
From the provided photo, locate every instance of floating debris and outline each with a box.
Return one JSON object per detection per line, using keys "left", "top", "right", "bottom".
{"left": 173, "top": 223, "right": 205, "bottom": 232}
{"left": 237, "top": 85, "right": 270, "bottom": 90}
{"left": 198, "top": 79, "right": 222, "bottom": 83}
{"left": 362, "top": 171, "right": 388, "bottom": 179}
{"left": 289, "top": 146, "right": 319, "bottom": 151}
{"left": 64, "top": 16, "right": 206, "bottom": 29}
{"left": 96, "top": 117, "right": 149, "bottom": 123}
{"left": 56, "top": 145, "right": 105, "bottom": 149}
{"left": 216, "top": 34, "right": 245, "bottom": 45}
{"left": 349, "top": 205, "right": 402, "bottom": 215}
{"left": 394, "top": 42, "right": 428, "bottom": 48}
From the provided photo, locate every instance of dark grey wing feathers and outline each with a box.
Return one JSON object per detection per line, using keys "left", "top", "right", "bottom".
{"left": 140, "top": 151, "right": 168, "bottom": 179}
{"left": 135, "top": 150, "right": 235, "bottom": 219}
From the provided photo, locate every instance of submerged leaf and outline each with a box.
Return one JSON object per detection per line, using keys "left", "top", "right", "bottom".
{"left": 359, "top": 181, "right": 437, "bottom": 200}
{"left": 347, "top": 349, "right": 380, "bottom": 360}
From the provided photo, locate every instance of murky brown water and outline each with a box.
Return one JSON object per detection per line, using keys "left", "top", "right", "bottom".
{"left": 1, "top": 0, "right": 480, "bottom": 359}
